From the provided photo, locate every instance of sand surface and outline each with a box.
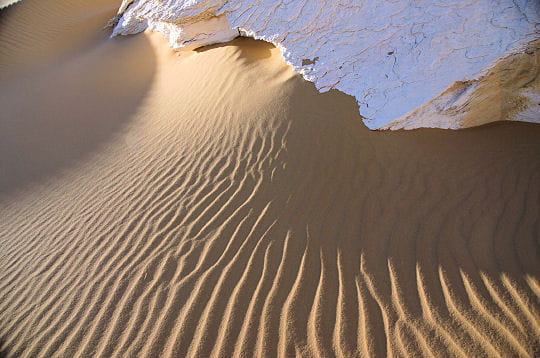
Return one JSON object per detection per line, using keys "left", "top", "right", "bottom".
{"left": 1, "top": 1, "right": 540, "bottom": 357}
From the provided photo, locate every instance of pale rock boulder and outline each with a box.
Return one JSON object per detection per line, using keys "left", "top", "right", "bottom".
{"left": 382, "top": 39, "right": 540, "bottom": 130}
{"left": 112, "top": 0, "right": 539, "bottom": 129}
{"left": 0, "top": 0, "right": 23, "bottom": 8}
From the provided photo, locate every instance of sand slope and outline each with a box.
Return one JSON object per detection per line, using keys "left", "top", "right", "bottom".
{"left": 1, "top": 1, "right": 540, "bottom": 357}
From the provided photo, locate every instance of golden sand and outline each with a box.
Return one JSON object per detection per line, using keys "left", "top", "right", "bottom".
{"left": 1, "top": 0, "right": 539, "bottom": 356}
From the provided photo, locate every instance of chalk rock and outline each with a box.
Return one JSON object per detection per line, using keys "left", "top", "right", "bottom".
{"left": 113, "top": 0, "right": 539, "bottom": 129}
{"left": 382, "top": 39, "right": 540, "bottom": 130}
{"left": 0, "top": 0, "right": 23, "bottom": 9}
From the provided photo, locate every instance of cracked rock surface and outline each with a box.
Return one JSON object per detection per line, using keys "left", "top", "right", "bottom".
{"left": 382, "top": 39, "right": 540, "bottom": 130}
{"left": 113, "top": 0, "right": 539, "bottom": 129}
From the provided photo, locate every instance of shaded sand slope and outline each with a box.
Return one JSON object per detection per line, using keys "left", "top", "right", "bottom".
{"left": 1, "top": 1, "right": 540, "bottom": 357}
{"left": 0, "top": 0, "right": 123, "bottom": 78}
{"left": 0, "top": 0, "right": 156, "bottom": 192}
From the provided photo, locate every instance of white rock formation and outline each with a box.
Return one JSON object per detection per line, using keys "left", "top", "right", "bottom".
{"left": 118, "top": 1, "right": 539, "bottom": 129}
{"left": 0, "top": 0, "right": 23, "bottom": 9}
{"left": 382, "top": 39, "right": 540, "bottom": 130}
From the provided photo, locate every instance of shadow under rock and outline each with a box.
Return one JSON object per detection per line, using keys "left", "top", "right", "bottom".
{"left": 195, "top": 37, "right": 273, "bottom": 62}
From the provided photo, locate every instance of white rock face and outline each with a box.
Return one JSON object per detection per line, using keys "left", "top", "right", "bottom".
{"left": 381, "top": 39, "right": 540, "bottom": 130}
{"left": 114, "top": 0, "right": 539, "bottom": 129}
{"left": 0, "top": 0, "right": 23, "bottom": 9}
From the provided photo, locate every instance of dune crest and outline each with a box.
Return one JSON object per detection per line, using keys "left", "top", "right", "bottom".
{"left": 1, "top": 0, "right": 540, "bottom": 357}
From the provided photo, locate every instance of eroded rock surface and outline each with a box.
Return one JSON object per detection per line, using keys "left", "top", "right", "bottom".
{"left": 382, "top": 39, "right": 540, "bottom": 130}
{"left": 0, "top": 0, "right": 23, "bottom": 9}
{"left": 112, "top": 0, "right": 539, "bottom": 129}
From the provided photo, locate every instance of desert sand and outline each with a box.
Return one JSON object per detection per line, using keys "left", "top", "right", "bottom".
{"left": 1, "top": 1, "right": 539, "bottom": 357}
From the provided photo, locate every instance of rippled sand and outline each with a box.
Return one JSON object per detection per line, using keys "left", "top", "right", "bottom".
{"left": 1, "top": 1, "right": 539, "bottom": 357}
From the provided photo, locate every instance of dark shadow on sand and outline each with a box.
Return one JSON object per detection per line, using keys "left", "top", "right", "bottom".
{"left": 195, "top": 37, "right": 273, "bottom": 62}
{"left": 0, "top": 337, "right": 7, "bottom": 358}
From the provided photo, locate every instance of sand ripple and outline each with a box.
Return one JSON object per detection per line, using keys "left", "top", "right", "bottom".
{"left": 1, "top": 1, "right": 539, "bottom": 357}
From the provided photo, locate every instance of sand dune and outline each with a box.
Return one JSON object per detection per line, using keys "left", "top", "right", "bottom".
{"left": 1, "top": 1, "right": 540, "bottom": 357}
